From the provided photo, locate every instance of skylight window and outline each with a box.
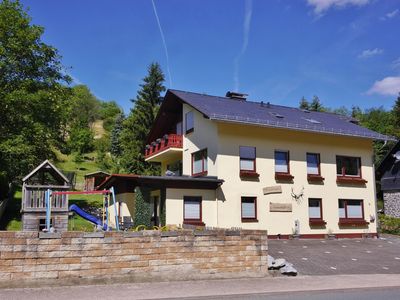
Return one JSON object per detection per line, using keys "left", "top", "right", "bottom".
{"left": 302, "top": 118, "right": 321, "bottom": 124}
{"left": 269, "top": 112, "right": 284, "bottom": 118}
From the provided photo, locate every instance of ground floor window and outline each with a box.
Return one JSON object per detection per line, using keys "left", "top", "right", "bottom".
{"left": 309, "top": 198, "right": 322, "bottom": 219}
{"left": 339, "top": 199, "right": 364, "bottom": 219}
{"left": 183, "top": 196, "right": 203, "bottom": 225}
{"left": 308, "top": 198, "right": 326, "bottom": 226}
{"left": 241, "top": 197, "right": 257, "bottom": 222}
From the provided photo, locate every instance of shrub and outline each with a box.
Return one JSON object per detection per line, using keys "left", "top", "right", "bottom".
{"left": 379, "top": 214, "right": 400, "bottom": 235}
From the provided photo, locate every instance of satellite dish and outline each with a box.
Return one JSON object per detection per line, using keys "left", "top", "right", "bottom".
{"left": 393, "top": 151, "right": 400, "bottom": 161}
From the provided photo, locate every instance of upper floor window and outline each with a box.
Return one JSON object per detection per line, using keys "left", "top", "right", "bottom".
{"left": 307, "top": 153, "right": 320, "bottom": 175}
{"left": 185, "top": 111, "right": 194, "bottom": 134}
{"left": 192, "top": 149, "right": 207, "bottom": 176}
{"left": 275, "top": 151, "right": 289, "bottom": 173}
{"left": 239, "top": 146, "right": 256, "bottom": 172}
{"left": 336, "top": 156, "right": 360, "bottom": 177}
{"left": 241, "top": 197, "right": 257, "bottom": 222}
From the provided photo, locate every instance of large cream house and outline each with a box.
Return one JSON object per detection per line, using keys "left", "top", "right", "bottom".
{"left": 99, "top": 89, "right": 393, "bottom": 238}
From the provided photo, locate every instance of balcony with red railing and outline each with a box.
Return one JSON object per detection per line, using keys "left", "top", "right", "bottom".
{"left": 144, "top": 134, "right": 183, "bottom": 162}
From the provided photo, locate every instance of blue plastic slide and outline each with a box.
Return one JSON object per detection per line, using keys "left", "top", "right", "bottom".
{"left": 69, "top": 204, "right": 107, "bottom": 230}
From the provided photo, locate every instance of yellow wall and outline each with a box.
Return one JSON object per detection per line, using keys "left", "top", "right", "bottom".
{"left": 182, "top": 104, "right": 219, "bottom": 176}
{"left": 214, "top": 122, "right": 377, "bottom": 235}
{"left": 161, "top": 106, "right": 378, "bottom": 236}
{"left": 166, "top": 188, "right": 217, "bottom": 226}
{"left": 108, "top": 192, "right": 134, "bottom": 228}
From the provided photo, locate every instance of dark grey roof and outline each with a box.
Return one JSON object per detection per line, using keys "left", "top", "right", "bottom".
{"left": 168, "top": 89, "right": 395, "bottom": 141}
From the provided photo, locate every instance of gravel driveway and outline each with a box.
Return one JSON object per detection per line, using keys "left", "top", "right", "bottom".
{"left": 268, "top": 234, "right": 400, "bottom": 275}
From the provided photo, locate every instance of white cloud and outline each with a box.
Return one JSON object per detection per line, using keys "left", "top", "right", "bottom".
{"left": 358, "top": 48, "right": 384, "bottom": 59}
{"left": 387, "top": 9, "right": 399, "bottom": 18}
{"left": 367, "top": 76, "right": 400, "bottom": 96}
{"left": 151, "top": 0, "right": 172, "bottom": 87}
{"left": 380, "top": 9, "right": 399, "bottom": 20}
{"left": 233, "top": 0, "right": 253, "bottom": 92}
{"left": 392, "top": 57, "right": 400, "bottom": 70}
{"left": 307, "top": 0, "right": 370, "bottom": 15}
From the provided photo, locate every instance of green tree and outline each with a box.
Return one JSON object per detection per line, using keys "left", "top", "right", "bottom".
{"left": 0, "top": 0, "right": 70, "bottom": 186}
{"left": 99, "top": 101, "right": 122, "bottom": 131}
{"left": 120, "top": 63, "right": 165, "bottom": 175}
{"left": 309, "top": 95, "right": 324, "bottom": 112}
{"left": 68, "top": 85, "right": 100, "bottom": 128}
{"left": 299, "top": 96, "right": 309, "bottom": 110}
{"left": 111, "top": 113, "right": 124, "bottom": 156}
{"left": 68, "top": 126, "right": 94, "bottom": 154}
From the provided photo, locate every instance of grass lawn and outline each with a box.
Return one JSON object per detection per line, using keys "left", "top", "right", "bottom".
{"left": 68, "top": 194, "right": 105, "bottom": 231}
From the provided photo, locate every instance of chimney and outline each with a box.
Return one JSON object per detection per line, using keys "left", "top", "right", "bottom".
{"left": 226, "top": 91, "right": 248, "bottom": 101}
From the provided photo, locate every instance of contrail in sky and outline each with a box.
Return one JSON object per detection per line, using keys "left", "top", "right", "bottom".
{"left": 234, "top": 0, "right": 253, "bottom": 92}
{"left": 151, "top": 0, "right": 172, "bottom": 87}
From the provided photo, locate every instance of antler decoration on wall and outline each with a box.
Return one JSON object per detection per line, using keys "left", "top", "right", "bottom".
{"left": 291, "top": 186, "right": 304, "bottom": 204}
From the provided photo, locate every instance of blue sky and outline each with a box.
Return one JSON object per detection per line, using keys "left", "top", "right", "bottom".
{"left": 22, "top": 0, "right": 400, "bottom": 113}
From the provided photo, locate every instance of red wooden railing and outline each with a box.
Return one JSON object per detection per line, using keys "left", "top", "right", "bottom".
{"left": 145, "top": 134, "right": 183, "bottom": 158}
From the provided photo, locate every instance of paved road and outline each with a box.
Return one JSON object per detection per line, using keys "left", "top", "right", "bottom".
{"left": 1, "top": 274, "right": 400, "bottom": 300}
{"left": 268, "top": 234, "right": 400, "bottom": 275}
{"left": 172, "top": 287, "right": 400, "bottom": 300}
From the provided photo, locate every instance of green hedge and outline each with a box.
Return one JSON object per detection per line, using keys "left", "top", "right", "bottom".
{"left": 133, "top": 186, "right": 151, "bottom": 228}
{"left": 379, "top": 214, "right": 400, "bottom": 235}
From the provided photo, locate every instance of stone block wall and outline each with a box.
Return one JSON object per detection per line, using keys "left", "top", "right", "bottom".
{"left": 383, "top": 191, "right": 400, "bottom": 218}
{"left": 0, "top": 229, "right": 268, "bottom": 287}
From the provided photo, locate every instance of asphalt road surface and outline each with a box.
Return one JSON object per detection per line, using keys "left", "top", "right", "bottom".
{"left": 268, "top": 234, "right": 400, "bottom": 275}
{"left": 1, "top": 274, "right": 400, "bottom": 300}
{"left": 171, "top": 287, "right": 400, "bottom": 300}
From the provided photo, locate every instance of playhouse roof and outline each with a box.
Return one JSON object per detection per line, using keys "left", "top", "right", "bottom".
{"left": 22, "top": 160, "right": 70, "bottom": 185}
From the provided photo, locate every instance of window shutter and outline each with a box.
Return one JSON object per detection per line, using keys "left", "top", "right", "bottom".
{"left": 240, "top": 146, "right": 255, "bottom": 159}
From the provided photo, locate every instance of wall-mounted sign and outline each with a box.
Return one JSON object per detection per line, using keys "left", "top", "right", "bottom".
{"left": 270, "top": 203, "right": 292, "bottom": 212}
{"left": 263, "top": 185, "right": 282, "bottom": 195}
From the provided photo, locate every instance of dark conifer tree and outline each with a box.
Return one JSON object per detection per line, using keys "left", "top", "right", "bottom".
{"left": 110, "top": 113, "right": 125, "bottom": 156}
{"left": 120, "top": 63, "right": 165, "bottom": 175}
{"left": 299, "top": 96, "right": 309, "bottom": 110}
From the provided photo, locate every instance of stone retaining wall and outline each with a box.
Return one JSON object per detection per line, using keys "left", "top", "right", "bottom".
{"left": 0, "top": 229, "right": 268, "bottom": 287}
{"left": 383, "top": 191, "right": 400, "bottom": 218}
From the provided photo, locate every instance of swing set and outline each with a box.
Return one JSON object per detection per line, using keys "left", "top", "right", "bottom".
{"left": 43, "top": 187, "right": 120, "bottom": 232}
